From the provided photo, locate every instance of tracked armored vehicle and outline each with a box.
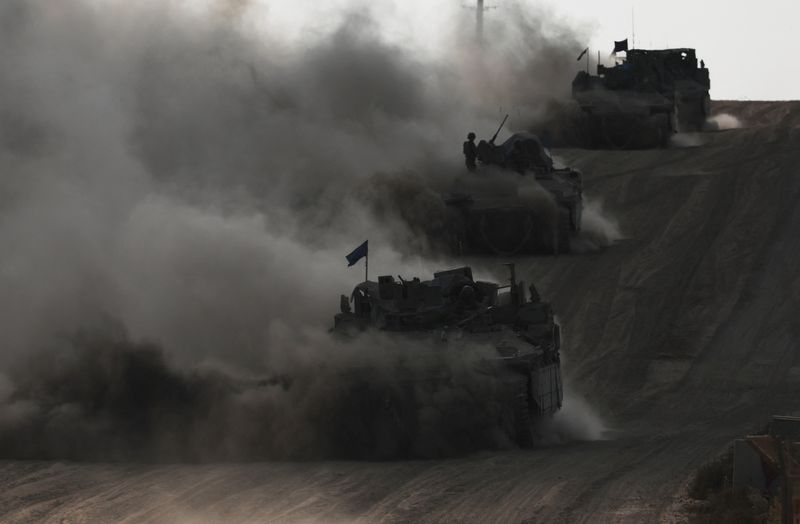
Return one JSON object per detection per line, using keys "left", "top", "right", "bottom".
{"left": 333, "top": 265, "right": 563, "bottom": 450}
{"left": 447, "top": 131, "right": 582, "bottom": 255}
{"left": 572, "top": 48, "right": 710, "bottom": 148}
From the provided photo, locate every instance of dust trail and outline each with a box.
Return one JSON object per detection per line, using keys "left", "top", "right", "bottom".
{"left": 571, "top": 197, "right": 623, "bottom": 252}
{"left": 0, "top": 0, "right": 594, "bottom": 460}
{"left": 537, "top": 339, "right": 610, "bottom": 444}
{"left": 543, "top": 391, "right": 610, "bottom": 443}
{"left": 0, "top": 326, "right": 514, "bottom": 461}
{"left": 705, "top": 113, "right": 743, "bottom": 131}
{"left": 670, "top": 133, "right": 706, "bottom": 148}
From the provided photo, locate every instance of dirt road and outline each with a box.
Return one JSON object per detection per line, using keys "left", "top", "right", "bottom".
{"left": 2, "top": 101, "right": 799, "bottom": 523}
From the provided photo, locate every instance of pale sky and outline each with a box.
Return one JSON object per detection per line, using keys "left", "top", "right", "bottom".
{"left": 238, "top": 0, "right": 797, "bottom": 101}
{"left": 547, "top": 0, "right": 799, "bottom": 100}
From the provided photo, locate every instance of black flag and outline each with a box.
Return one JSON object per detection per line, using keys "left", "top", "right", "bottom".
{"left": 576, "top": 47, "right": 589, "bottom": 61}
{"left": 345, "top": 240, "right": 368, "bottom": 267}
{"left": 612, "top": 39, "right": 628, "bottom": 54}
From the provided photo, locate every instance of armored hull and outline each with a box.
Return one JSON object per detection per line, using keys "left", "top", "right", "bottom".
{"left": 447, "top": 133, "right": 582, "bottom": 255}
{"left": 332, "top": 266, "right": 563, "bottom": 451}
{"left": 572, "top": 48, "right": 711, "bottom": 149}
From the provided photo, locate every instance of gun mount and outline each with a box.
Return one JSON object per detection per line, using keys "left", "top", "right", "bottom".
{"left": 489, "top": 113, "right": 509, "bottom": 145}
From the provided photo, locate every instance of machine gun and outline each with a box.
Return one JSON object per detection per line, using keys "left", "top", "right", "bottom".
{"left": 489, "top": 114, "right": 509, "bottom": 145}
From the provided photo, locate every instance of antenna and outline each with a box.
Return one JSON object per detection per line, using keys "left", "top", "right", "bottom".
{"left": 631, "top": 6, "right": 635, "bottom": 50}
{"left": 464, "top": 0, "right": 498, "bottom": 44}
{"left": 477, "top": 0, "right": 484, "bottom": 41}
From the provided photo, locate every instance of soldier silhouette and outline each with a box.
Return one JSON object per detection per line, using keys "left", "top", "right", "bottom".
{"left": 463, "top": 132, "right": 478, "bottom": 171}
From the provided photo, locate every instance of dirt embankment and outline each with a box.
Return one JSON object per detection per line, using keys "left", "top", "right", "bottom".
{"left": 1, "top": 101, "right": 800, "bottom": 523}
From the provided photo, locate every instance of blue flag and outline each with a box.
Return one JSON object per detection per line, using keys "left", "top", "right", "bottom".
{"left": 346, "top": 240, "right": 368, "bottom": 267}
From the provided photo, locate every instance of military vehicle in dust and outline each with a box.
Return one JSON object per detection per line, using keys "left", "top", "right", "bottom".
{"left": 333, "top": 264, "right": 563, "bottom": 449}
{"left": 572, "top": 47, "right": 710, "bottom": 148}
{"left": 447, "top": 123, "right": 582, "bottom": 255}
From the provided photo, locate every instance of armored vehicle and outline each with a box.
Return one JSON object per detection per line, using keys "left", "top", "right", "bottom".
{"left": 333, "top": 265, "right": 563, "bottom": 449}
{"left": 572, "top": 48, "right": 710, "bottom": 148}
{"left": 447, "top": 131, "right": 582, "bottom": 255}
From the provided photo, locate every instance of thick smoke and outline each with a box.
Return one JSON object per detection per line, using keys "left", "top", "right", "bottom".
{"left": 451, "top": 2, "right": 587, "bottom": 126}
{"left": 1, "top": 326, "right": 516, "bottom": 461}
{"left": 0, "top": 0, "right": 590, "bottom": 460}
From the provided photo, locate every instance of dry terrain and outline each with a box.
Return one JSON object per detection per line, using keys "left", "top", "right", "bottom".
{"left": 1, "top": 101, "right": 799, "bottom": 523}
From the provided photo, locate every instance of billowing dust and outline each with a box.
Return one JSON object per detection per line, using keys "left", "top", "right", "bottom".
{"left": 0, "top": 0, "right": 611, "bottom": 460}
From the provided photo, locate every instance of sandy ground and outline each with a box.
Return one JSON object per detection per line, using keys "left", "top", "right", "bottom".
{"left": 2, "top": 101, "right": 800, "bottom": 523}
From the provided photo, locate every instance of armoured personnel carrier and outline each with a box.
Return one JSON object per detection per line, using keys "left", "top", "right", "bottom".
{"left": 572, "top": 48, "right": 710, "bottom": 148}
{"left": 333, "top": 264, "right": 563, "bottom": 449}
{"left": 447, "top": 131, "right": 582, "bottom": 255}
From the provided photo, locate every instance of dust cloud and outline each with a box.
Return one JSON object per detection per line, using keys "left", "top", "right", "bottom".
{"left": 536, "top": 340, "right": 609, "bottom": 444}
{"left": 571, "top": 197, "right": 623, "bottom": 252}
{"left": 0, "top": 0, "right": 596, "bottom": 460}
{"left": 670, "top": 133, "right": 706, "bottom": 148}
{"left": 542, "top": 391, "right": 609, "bottom": 443}
{"left": 705, "top": 112, "right": 743, "bottom": 131}
{"left": 0, "top": 326, "right": 515, "bottom": 461}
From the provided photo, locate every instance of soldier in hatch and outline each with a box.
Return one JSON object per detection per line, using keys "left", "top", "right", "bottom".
{"left": 463, "top": 132, "right": 478, "bottom": 171}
